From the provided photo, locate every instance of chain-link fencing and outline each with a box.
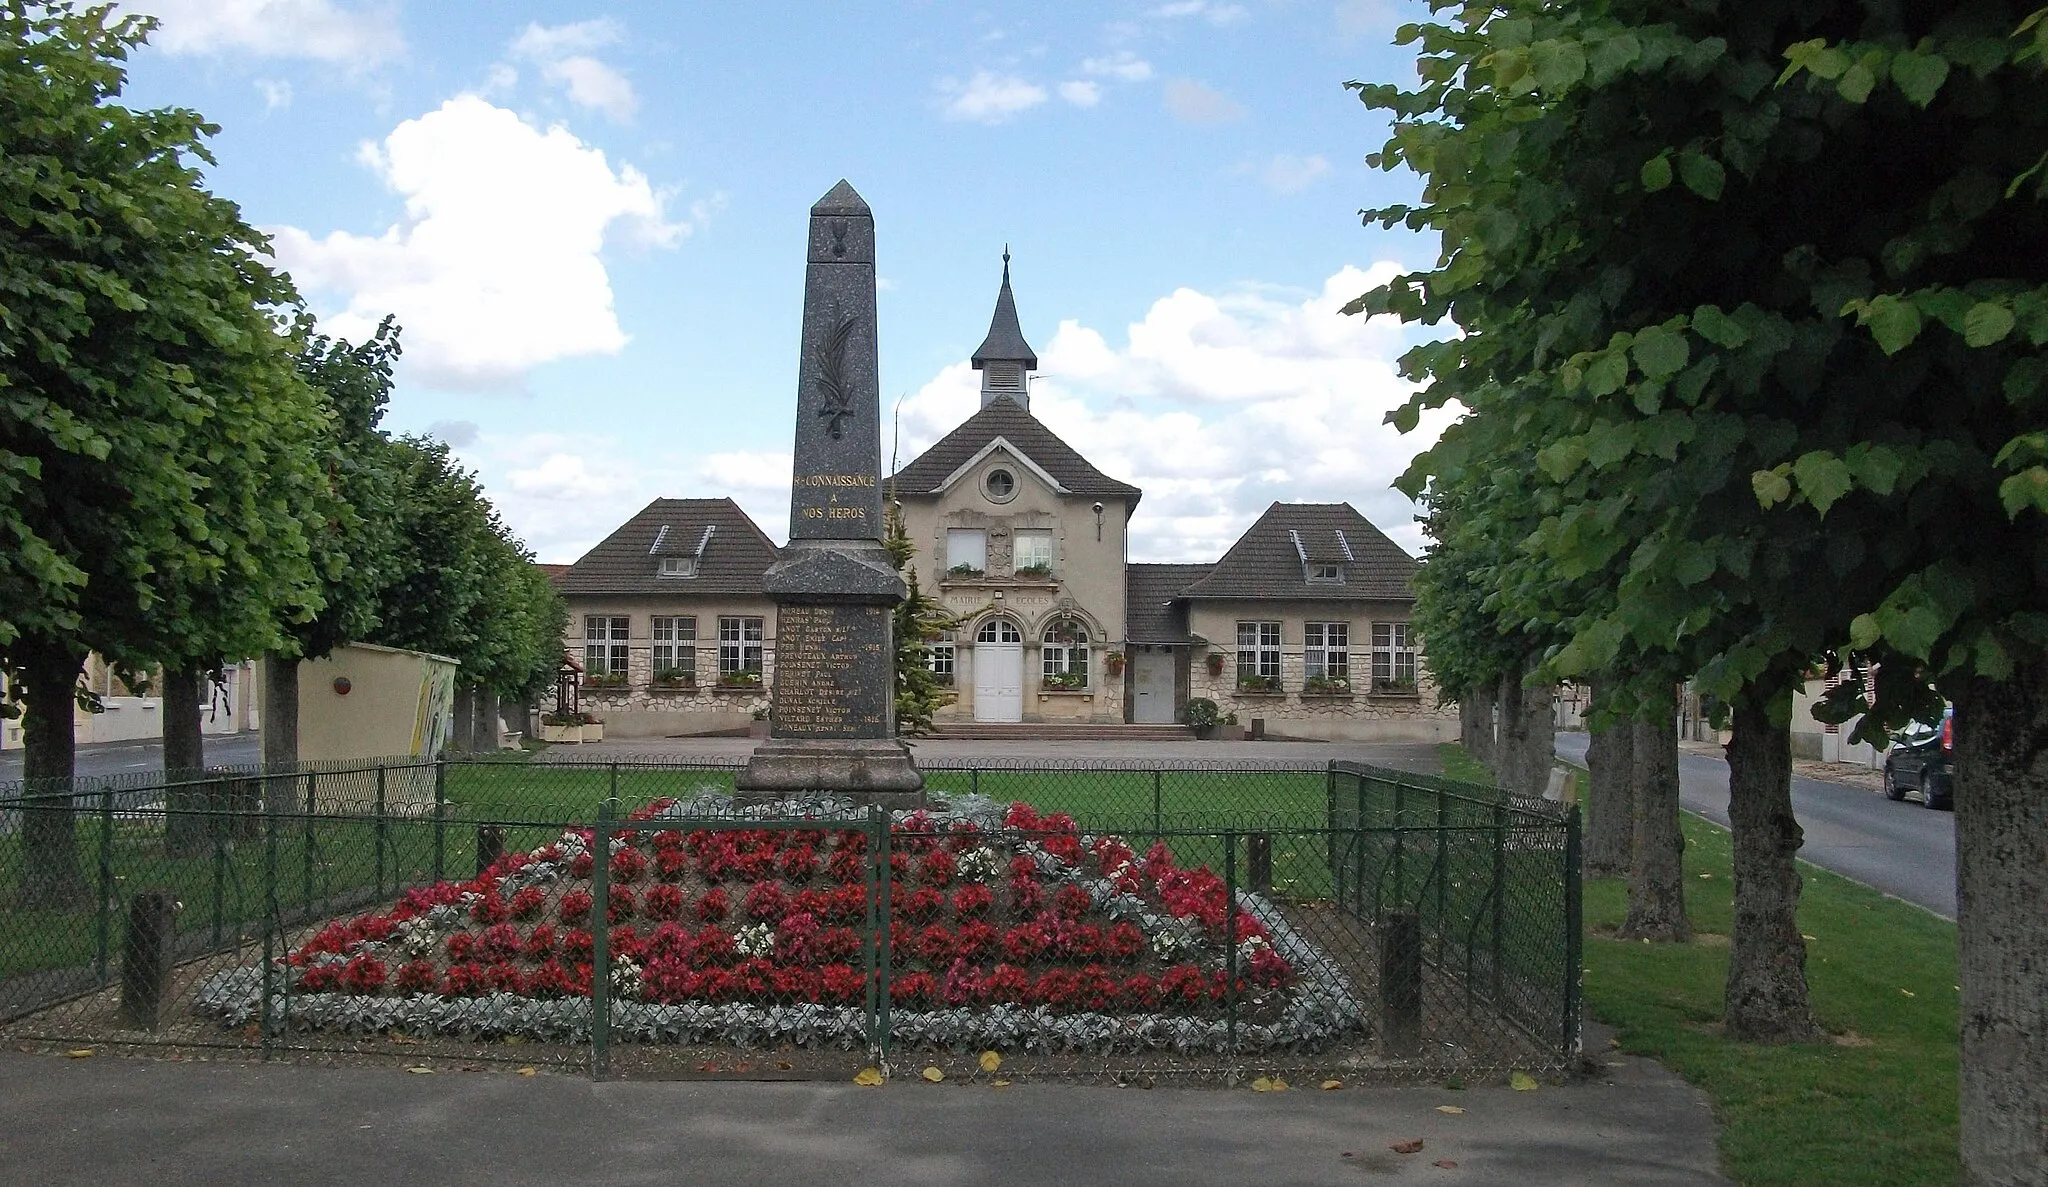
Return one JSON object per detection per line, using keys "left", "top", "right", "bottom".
{"left": 1, "top": 756, "right": 1578, "bottom": 1084}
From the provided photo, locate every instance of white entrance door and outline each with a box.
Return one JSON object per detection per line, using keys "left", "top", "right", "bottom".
{"left": 1131, "top": 646, "right": 1176, "bottom": 723}
{"left": 973, "top": 619, "right": 1024, "bottom": 722}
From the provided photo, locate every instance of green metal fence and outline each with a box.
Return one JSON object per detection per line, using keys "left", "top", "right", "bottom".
{"left": 0, "top": 756, "right": 1579, "bottom": 1083}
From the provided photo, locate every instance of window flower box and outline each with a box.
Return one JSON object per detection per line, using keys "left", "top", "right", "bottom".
{"left": 716, "top": 670, "right": 764, "bottom": 691}
{"left": 1041, "top": 671, "right": 1090, "bottom": 692}
{"left": 650, "top": 667, "right": 696, "bottom": 692}
{"left": 1372, "top": 678, "right": 1420, "bottom": 697}
{"left": 581, "top": 672, "right": 628, "bottom": 692}
{"left": 946, "top": 564, "right": 986, "bottom": 580}
{"left": 1302, "top": 676, "right": 1352, "bottom": 697}
{"left": 1236, "top": 674, "right": 1283, "bottom": 694}
{"left": 1013, "top": 563, "right": 1053, "bottom": 581}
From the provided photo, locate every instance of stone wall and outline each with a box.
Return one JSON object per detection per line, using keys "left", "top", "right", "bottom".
{"left": 561, "top": 595, "right": 775, "bottom": 738}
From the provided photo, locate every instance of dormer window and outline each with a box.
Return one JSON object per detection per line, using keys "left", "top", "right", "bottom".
{"left": 659, "top": 556, "right": 697, "bottom": 578}
{"left": 1309, "top": 563, "right": 1345, "bottom": 584}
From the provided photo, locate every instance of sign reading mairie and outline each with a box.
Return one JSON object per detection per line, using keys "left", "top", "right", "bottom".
{"left": 737, "top": 180, "right": 923, "bottom": 803}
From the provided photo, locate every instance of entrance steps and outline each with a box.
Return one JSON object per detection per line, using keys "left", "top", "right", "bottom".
{"left": 927, "top": 722, "right": 1191, "bottom": 742}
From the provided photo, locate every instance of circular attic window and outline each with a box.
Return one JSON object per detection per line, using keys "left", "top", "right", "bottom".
{"left": 984, "top": 467, "right": 1017, "bottom": 503}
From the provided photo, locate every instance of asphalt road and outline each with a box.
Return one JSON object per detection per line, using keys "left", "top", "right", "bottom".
{"left": 1555, "top": 732, "right": 1956, "bottom": 919}
{"left": 0, "top": 732, "right": 263, "bottom": 786}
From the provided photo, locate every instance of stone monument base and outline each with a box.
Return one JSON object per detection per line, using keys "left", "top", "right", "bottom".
{"left": 734, "top": 737, "right": 925, "bottom": 806}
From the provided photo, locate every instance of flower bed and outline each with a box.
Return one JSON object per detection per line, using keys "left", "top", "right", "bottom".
{"left": 196, "top": 794, "right": 1362, "bottom": 1054}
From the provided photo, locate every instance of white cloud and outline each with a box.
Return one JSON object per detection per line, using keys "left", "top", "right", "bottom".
{"left": 1150, "top": 1, "right": 1248, "bottom": 25}
{"left": 1335, "top": 0, "right": 1396, "bottom": 36}
{"left": 1082, "top": 51, "right": 1154, "bottom": 82}
{"left": 938, "top": 71, "right": 1048, "bottom": 123}
{"left": 1255, "top": 153, "right": 1332, "bottom": 193}
{"left": 269, "top": 95, "right": 688, "bottom": 388}
{"left": 255, "top": 78, "right": 292, "bottom": 109}
{"left": 510, "top": 20, "right": 636, "bottom": 121}
{"left": 1163, "top": 78, "right": 1244, "bottom": 123}
{"left": 126, "top": 0, "right": 402, "bottom": 64}
{"left": 1058, "top": 80, "right": 1102, "bottom": 107}
{"left": 896, "top": 265, "right": 1450, "bottom": 560}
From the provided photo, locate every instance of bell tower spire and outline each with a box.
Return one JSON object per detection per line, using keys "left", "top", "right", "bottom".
{"left": 971, "top": 247, "right": 1038, "bottom": 410}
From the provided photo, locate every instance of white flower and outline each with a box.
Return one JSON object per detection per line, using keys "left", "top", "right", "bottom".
{"left": 610, "top": 956, "right": 642, "bottom": 1001}
{"left": 735, "top": 924, "right": 775, "bottom": 958}
{"left": 956, "top": 847, "right": 1002, "bottom": 882}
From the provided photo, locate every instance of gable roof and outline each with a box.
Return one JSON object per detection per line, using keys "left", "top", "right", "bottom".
{"left": 971, "top": 256, "right": 1037, "bottom": 370}
{"left": 1126, "top": 563, "right": 1212, "bottom": 643}
{"left": 891, "top": 397, "right": 1141, "bottom": 508}
{"left": 536, "top": 563, "right": 572, "bottom": 588}
{"left": 1179, "top": 502, "right": 1418, "bottom": 601}
{"left": 556, "top": 498, "right": 779, "bottom": 598}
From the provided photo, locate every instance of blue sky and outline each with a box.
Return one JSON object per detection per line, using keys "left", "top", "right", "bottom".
{"left": 116, "top": 0, "right": 1451, "bottom": 563}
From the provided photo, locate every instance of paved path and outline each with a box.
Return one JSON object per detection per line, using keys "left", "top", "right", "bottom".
{"left": 1555, "top": 732, "right": 1956, "bottom": 918}
{"left": 0, "top": 1029, "right": 1726, "bottom": 1186}
{"left": 0, "top": 733, "right": 262, "bottom": 786}
{"left": 561, "top": 734, "right": 1451, "bottom": 771}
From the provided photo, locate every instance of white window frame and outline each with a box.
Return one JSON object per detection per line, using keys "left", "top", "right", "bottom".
{"left": 928, "top": 639, "right": 955, "bottom": 684}
{"left": 652, "top": 616, "right": 696, "bottom": 680}
{"left": 1042, "top": 618, "right": 1090, "bottom": 687}
{"left": 583, "top": 616, "right": 629, "bottom": 678}
{"left": 658, "top": 556, "right": 697, "bottom": 578}
{"left": 1013, "top": 530, "right": 1054, "bottom": 574}
{"left": 976, "top": 618, "right": 1022, "bottom": 644}
{"left": 1372, "top": 622, "right": 1417, "bottom": 690}
{"left": 1305, "top": 622, "right": 1350, "bottom": 684}
{"left": 946, "top": 528, "right": 987, "bottom": 576}
{"left": 719, "top": 616, "right": 764, "bottom": 676}
{"left": 1237, "top": 621, "right": 1281, "bottom": 686}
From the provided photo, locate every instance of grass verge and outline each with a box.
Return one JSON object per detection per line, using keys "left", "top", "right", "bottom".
{"left": 1481, "top": 736, "right": 1962, "bottom": 1187}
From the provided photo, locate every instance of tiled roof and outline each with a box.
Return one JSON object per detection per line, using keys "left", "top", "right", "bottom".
{"left": 890, "top": 397, "right": 1141, "bottom": 506}
{"left": 1125, "top": 563, "right": 1212, "bottom": 643}
{"left": 1179, "top": 503, "right": 1418, "bottom": 601}
{"left": 536, "top": 563, "right": 572, "bottom": 588}
{"left": 556, "top": 498, "right": 778, "bottom": 597}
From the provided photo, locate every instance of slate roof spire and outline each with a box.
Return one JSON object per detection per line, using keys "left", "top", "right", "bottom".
{"left": 972, "top": 247, "right": 1038, "bottom": 410}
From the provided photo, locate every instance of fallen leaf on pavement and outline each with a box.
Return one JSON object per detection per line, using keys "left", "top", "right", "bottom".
{"left": 1390, "top": 1139, "right": 1425, "bottom": 1154}
{"left": 406, "top": 1066, "right": 433, "bottom": 1074}
{"left": 921, "top": 1066, "right": 945, "bottom": 1082}
{"left": 65, "top": 1049, "right": 94, "bottom": 1059}
{"left": 853, "top": 1067, "right": 884, "bottom": 1086}
{"left": 1436, "top": 1105, "right": 1465, "bottom": 1115}
{"left": 517, "top": 1067, "right": 537, "bottom": 1076}
{"left": 992, "top": 1078, "right": 1012, "bottom": 1087}
{"left": 1320, "top": 1079, "right": 1343, "bottom": 1090}
{"left": 1433, "top": 1159, "right": 1459, "bottom": 1169}
{"left": 979, "top": 1051, "right": 1002, "bottom": 1073}
{"left": 1249, "top": 1075, "right": 1286, "bottom": 1092}
{"left": 1510, "top": 1071, "right": 1538, "bottom": 1091}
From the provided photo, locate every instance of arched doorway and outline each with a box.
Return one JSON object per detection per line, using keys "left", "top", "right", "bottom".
{"left": 973, "top": 617, "right": 1024, "bottom": 722}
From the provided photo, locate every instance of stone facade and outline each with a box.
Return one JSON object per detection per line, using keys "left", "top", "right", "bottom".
{"left": 565, "top": 594, "right": 775, "bottom": 739}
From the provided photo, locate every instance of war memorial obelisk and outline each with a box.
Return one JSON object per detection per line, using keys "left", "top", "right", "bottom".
{"left": 736, "top": 181, "right": 924, "bottom": 804}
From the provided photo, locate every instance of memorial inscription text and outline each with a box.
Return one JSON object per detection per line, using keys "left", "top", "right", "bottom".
{"left": 772, "top": 602, "right": 888, "bottom": 738}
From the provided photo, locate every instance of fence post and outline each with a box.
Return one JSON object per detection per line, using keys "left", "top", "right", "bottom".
{"left": 875, "top": 806, "right": 894, "bottom": 1074}
{"left": 1379, "top": 909, "right": 1422, "bottom": 1057}
{"left": 1491, "top": 801, "right": 1507, "bottom": 1006}
{"left": 590, "top": 802, "right": 612, "bottom": 1081}
{"left": 970, "top": 768, "right": 980, "bottom": 800}
{"left": 120, "top": 891, "right": 178, "bottom": 1030}
{"left": 374, "top": 766, "right": 388, "bottom": 901}
{"left": 432, "top": 760, "right": 447, "bottom": 884}
{"left": 1564, "top": 804, "right": 1584, "bottom": 1062}
{"left": 95, "top": 786, "right": 115, "bottom": 986}
{"left": 1151, "top": 769, "right": 1163, "bottom": 840}
{"left": 301, "top": 770, "right": 317, "bottom": 918}
{"left": 211, "top": 823, "right": 227, "bottom": 951}
{"left": 1435, "top": 788, "right": 1449, "bottom": 931}
{"left": 261, "top": 791, "right": 279, "bottom": 1060}
{"left": 1325, "top": 764, "right": 1338, "bottom": 886}
{"left": 1224, "top": 830, "right": 1239, "bottom": 1058}
{"left": 608, "top": 761, "right": 619, "bottom": 806}
{"left": 1391, "top": 779, "right": 1407, "bottom": 912}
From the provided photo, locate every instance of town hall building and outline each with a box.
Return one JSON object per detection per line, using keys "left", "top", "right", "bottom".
{"left": 552, "top": 260, "right": 1454, "bottom": 743}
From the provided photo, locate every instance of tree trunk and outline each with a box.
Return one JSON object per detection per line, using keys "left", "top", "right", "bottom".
{"left": 1955, "top": 659, "right": 2048, "bottom": 1185}
{"left": 17, "top": 645, "right": 88, "bottom": 909}
{"left": 451, "top": 683, "right": 475, "bottom": 754}
{"left": 1459, "top": 692, "right": 1488, "bottom": 762}
{"left": 1618, "top": 685, "right": 1690, "bottom": 942}
{"left": 1723, "top": 693, "right": 1820, "bottom": 1042}
{"left": 263, "top": 655, "right": 299, "bottom": 769}
{"left": 161, "top": 664, "right": 210, "bottom": 859}
{"left": 477, "top": 688, "right": 501, "bottom": 750}
{"left": 1495, "top": 662, "right": 1554, "bottom": 799}
{"left": 1585, "top": 704, "right": 1634, "bottom": 878}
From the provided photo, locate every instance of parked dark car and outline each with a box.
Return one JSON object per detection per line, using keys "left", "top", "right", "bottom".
{"left": 1883, "top": 711, "right": 1953, "bottom": 810}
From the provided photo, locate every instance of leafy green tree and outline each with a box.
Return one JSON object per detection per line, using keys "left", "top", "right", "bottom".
{"left": 1, "top": 4, "right": 328, "bottom": 897}
{"left": 884, "top": 509, "right": 955, "bottom": 737}
{"left": 1354, "top": 0, "right": 2048, "bottom": 1173}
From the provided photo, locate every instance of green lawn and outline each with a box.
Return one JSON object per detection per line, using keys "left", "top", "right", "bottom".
{"left": 1511, "top": 742, "right": 1961, "bottom": 1187}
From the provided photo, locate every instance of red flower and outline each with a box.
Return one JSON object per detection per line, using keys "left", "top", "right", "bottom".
{"left": 826, "top": 847, "right": 867, "bottom": 884}
{"left": 770, "top": 966, "right": 821, "bottom": 1003}
{"left": 1103, "top": 922, "right": 1145, "bottom": 963}
{"left": 509, "top": 886, "right": 547, "bottom": 921}
{"left": 1009, "top": 878, "right": 1045, "bottom": 914}
{"left": 570, "top": 852, "right": 595, "bottom": 879}
{"left": 1003, "top": 803, "right": 1041, "bottom": 831}
{"left": 1053, "top": 883, "right": 1093, "bottom": 920}
{"left": 1119, "top": 973, "right": 1160, "bottom": 1010}
{"left": 914, "top": 924, "right": 955, "bottom": 964}
{"left": 470, "top": 893, "right": 509, "bottom": 925}
{"left": 607, "top": 885, "right": 637, "bottom": 924}
{"left": 945, "top": 821, "right": 985, "bottom": 852}
{"left": 394, "top": 960, "right": 438, "bottom": 993}
{"left": 952, "top": 883, "right": 994, "bottom": 919}
{"left": 446, "top": 932, "right": 477, "bottom": 961}
{"left": 891, "top": 971, "right": 937, "bottom": 1006}
{"left": 822, "top": 884, "right": 867, "bottom": 925}
{"left": 819, "top": 963, "right": 865, "bottom": 1004}
{"left": 694, "top": 887, "right": 729, "bottom": 923}
{"left": 742, "top": 881, "right": 788, "bottom": 923}
{"left": 918, "top": 848, "right": 957, "bottom": 887}
{"left": 609, "top": 925, "right": 641, "bottom": 962}
{"left": 562, "top": 928, "right": 595, "bottom": 962}
{"left": 1000, "top": 923, "right": 1049, "bottom": 963}
{"left": 898, "top": 886, "right": 946, "bottom": 924}
{"left": 441, "top": 962, "right": 490, "bottom": 997}
{"left": 655, "top": 849, "right": 690, "bottom": 881}
{"left": 650, "top": 828, "right": 686, "bottom": 852}
{"left": 939, "top": 959, "right": 982, "bottom": 1006}
{"left": 1008, "top": 854, "right": 1041, "bottom": 882}
{"left": 479, "top": 922, "right": 522, "bottom": 962}
{"left": 777, "top": 845, "right": 820, "bottom": 883}
{"left": 892, "top": 811, "right": 939, "bottom": 854}
{"left": 645, "top": 921, "right": 694, "bottom": 964}
{"left": 643, "top": 883, "right": 685, "bottom": 921}
{"left": 523, "top": 925, "right": 557, "bottom": 962}
{"left": 692, "top": 926, "right": 734, "bottom": 967}
{"left": 560, "top": 889, "right": 594, "bottom": 924}
{"left": 982, "top": 963, "right": 1030, "bottom": 1002}
{"left": 953, "top": 920, "right": 997, "bottom": 961}
{"left": 339, "top": 953, "right": 387, "bottom": 990}
{"left": 298, "top": 963, "right": 340, "bottom": 993}
{"left": 610, "top": 846, "right": 648, "bottom": 884}
{"left": 486, "top": 962, "right": 524, "bottom": 994}
{"left": 1159, "top": 964, "right": 1210, "bottom": 1007}
{"left": 816, "top": 927, "right": 863, "bottom": 962}
{"left": 776, "top": 912, "right": 821, "bottom": 963}
{"left": 1031, "top": 968, "right": 1081, "bottom": 1010}
{"left": 526, "top": 958, "right": 579, "bottom": 999}
{"left": 1247, "top": 947, "right": 1295, "bottom": 990}
{"left": 1056, "top": 922, "right": 1103, "bottom": 961}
